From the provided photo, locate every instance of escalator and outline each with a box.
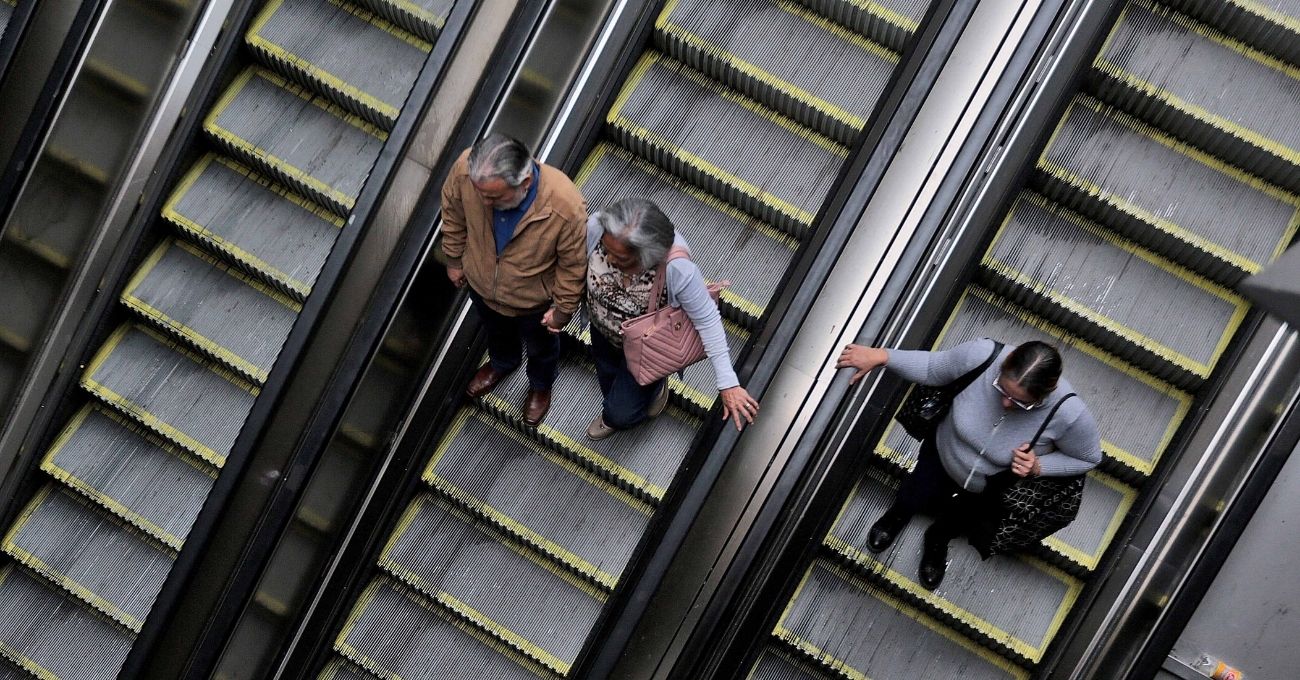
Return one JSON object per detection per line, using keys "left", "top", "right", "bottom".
{"left": 316, "top": 0, "right": 938, "bottom": 677}
{"left": 750, "top": 1, "right": 1300, "bottom": 678}
{"left": 0, "top": 0, "right": 454, "bottom": 677}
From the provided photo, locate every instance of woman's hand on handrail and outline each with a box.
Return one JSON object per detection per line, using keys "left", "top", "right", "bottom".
{"left": 835, "top": 344, "right": 889, "bottom": 384}
{"left": 720, "top": 386, "right": 759, "bottom": 431}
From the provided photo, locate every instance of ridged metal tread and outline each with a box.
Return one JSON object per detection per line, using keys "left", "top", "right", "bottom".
{"left": 122, "top": 238, "right": 301, "bottom": 384}
{"left": 655, "top": 0, "right": 899, "bottom": 145}
{"left": 576, "top": 143, "right": 798, "bottom": 325}
{"left": 163, "top": 154, "right": 341, "bottom": 301}
{"left": 378, "top": 494, "right": 604, "bottom": 675}
{"left": 353, "top": 0, "right": 451, "bottom": 42}
{"left": 204, "top": 67, "right": 386, "bottom": 215}
{"left": 1037, "top": 95, "right": 1300, "bottom": 285}
{"left": 86, "top": 0, "right": 180, "bottom": 99}
{"left": 422, "top": 407, "right": 652, "bottom": 591}
{"left": 748, "top": 648, "right": 831, "bottom": 680}
{"left": 1162, "top": 0, "right": 1300, "bottom": 72}
{"left": 335, "top": 577, "right": 556, "bottom": 680}
{"left": 320, "top": 656, "right": 374, "bottom": 680}
{"left": 980, "top": 192, "right": 1248, "bottom": 389}
{"left": 0, "top": 565, "right": 132, "bottom": 680}
{"left": 825, "top": 470, "right": 1082, "bottom": 664}
{"left": 775, "top": 560, "right": 1028, "bottom": 680}
{"left": 478, "top": 355, "right": 699, "bottom": 504}
{"left": 81, "top": 324, "right": 259, "bottom": 467}
{"left": 608, "top": 51, "right": 847, "bottom": 237}
{"left": 41, "top": 405, "right": 215, "bottom": 551}
{"left": 1091, "top": 1, "right": 1300, "bottom": 193}
{"left": 44, "top": 78, "right": 140, "bottom": 185}
{"left": 2, "top": 486, "right": 173, "bottom": 632}
{"left": 6, "top": 162, "right": 100, "bottom": 270}
{"left": 0, "top": 246, "right": 62, "bottom": 353}
{"left": 247, "top": 0, "right": 430, "bottom": 129}
{"left": 792, "top": 0, "right": 926, "bottom": 51}
{"left": 0, "top": 2, "right": 11, "bottom": 40}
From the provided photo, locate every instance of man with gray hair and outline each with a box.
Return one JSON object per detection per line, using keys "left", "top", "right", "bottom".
{"left": 441, "top": 133, "right": 587, "bottom": 426}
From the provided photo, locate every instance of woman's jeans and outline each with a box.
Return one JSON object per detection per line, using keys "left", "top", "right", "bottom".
{"left": 888, "top": 436, "right": 985, "bottom": 543}
{"left": 590, "top": 328, "right": 665, "bottom": 429}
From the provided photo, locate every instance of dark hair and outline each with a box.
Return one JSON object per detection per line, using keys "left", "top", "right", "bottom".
{"left": 597, "top": 198, "right": 675, "bottom": 270}
{"left": 1001, "top": 341, "right": 1061, "bottom": 401}
{"left": 468, "top": 133, "right": 533, "bottom": 187}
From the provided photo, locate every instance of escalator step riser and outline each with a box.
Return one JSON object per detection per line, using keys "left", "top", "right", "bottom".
{"left": 353, "top": 0, "right": 451, "bottom": 43}
{"left": 826, "top": 470, "right": 1083, "bottom": 663}
{"left": 82, "top": 324, "right": 259, "bottom": 467}
{"left": 205, "top": 68, "right": 386, "bottom": 215}
{"left": 41, "top": 405, "right": 215, "bottom": 550}
{"left": 0, "top": 248, "right": 62, "bottom": 353}
{"left": 577, "top": 143, "right": 797, "bottom": 324}
{"left": 379, "top": 495, "right": 604, "bottom": 675}
{"left": 608, "top": 52, "right": 846, "bottom": 237}
{"left": 776, "top": 560, "right": 1029, "bottom": 680}
{"left": 1161, "top": 0, "right": 1300, "bottom": 78}
{"left": 791, "top": 0, "right": 924, "bottom": 52}
{"left": 656, "top": 0, "right": 898, "bottom": 145}
{"left": 0, "top": 659, "right": 28, "bottom": 679}
{"left": 3, "top": 487, "right": 174, "bottom": 632}
{"left": 164, "top": 154, "right": 342, "bottom": 301}
{"left": 482, "top": 356, "right": 699, "bottom": 503}
{"left": 0, "top": 565, "right": 132, "bottom": 680}
{"left": 248, "top": 0, "right": 430, "bottom": 129}
{"left": 123, "top": 239, "right": 301, "bottom": 385}
{"left": 748, "top": 648, "right": 832, "bottom": 680}
{"left": 1092, "top": 1, "right": 1300, "bottom": 193}
{"left": 981, "top": 193, "right": 1248, "bottom": 389}
{"left": 1038, "top": 95, "right": 1300, "bottom": 285}
{"left": 319, "top": 656, "right": 375, "bottom": 680}
{"left": 423, "top": 408, "right": 652, "bottom": 590}
{"left": 335, "top": 577, "right": 557, "bottom": 680}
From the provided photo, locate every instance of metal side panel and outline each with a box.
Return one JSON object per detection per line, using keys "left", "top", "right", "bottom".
{"left": 162, "top": 154, "right": 343, "bottom": 301}
{"left": 379, "top": 495, "right": 606, "bottom": 675}
{"left": 247, "top": 0, "right": 431, "bottom": 128}
{"left": 1091, "top": 0, "right": 1300, "bottom": 192}
{"left": 0, "top": 565, "right": 133, "bottom": 680}
{"left": 655, "top": 0, "right": 900, "bottom": 144}
{"left": 748, "top": 648, "right": 832, "bottom": 680}
{"left": 204, "top": 68, "right": 387, "bottom": 215}
{"left": 1037, "top": 94, "right": 1300, "bottom": 284}
{"left": 85, "top": 0, "right": 181, "bottom": 99}
{"left": 775, "top": 560, "right": 1029, "bottom": 680}
{"left": 792, "top": 0, "right": 928, "bottom": 51}
{"left": 5, "top": 161, "right": 100, "bottom": 269}
{"left": 122, "top": 238, "right": 303, "bottom": 384}
{"left": 335, "top": 577, "right": 556, "bottom": 680}
{"left": 0, "top": 246, "right": 62, "bottom": 353}
{"left": 40, "top": 405, "right": 216, "bottom": 551}
{"left": 2, "top": 486, "right": 174, "bottom": 632}
{"left": 607, "top": 51, "right": 848, "bottom": 236}
{"left": 352, "top": 0, "right": 452, "bottom": 42}
{"left": 81, "top": 324, "right": 259, "bottom": 467}
{"left": 422, "top": 408, "right": 653, "bottom": 591}
{"left": 1162, "top": 0, "right": 1300, "bottom": 65}
{"left": 43, "top": 77, "right": 143, "bottom": 186}
{"left": 295, "top": 437, "right": 366, "bottom": 533}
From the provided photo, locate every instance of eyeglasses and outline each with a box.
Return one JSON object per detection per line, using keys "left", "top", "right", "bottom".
{"left": 993, "top": 377, "right": 1041, "bottom": 410}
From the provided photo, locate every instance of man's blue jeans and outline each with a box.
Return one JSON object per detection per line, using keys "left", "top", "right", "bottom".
{"left": 590, "top": 327, "right": 664, "bottom": 429}
{"left": 468, "top": 289, "right": 559, "bottom": 392}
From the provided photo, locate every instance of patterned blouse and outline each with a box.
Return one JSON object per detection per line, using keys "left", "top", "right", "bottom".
{"left": 586, "top": 240, "right": 667, "bottom": 347}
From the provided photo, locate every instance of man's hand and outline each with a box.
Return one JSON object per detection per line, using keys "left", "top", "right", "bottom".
{"left": 1011, "top": 443, "right": 1040, "bottom": 477}
{"left": 541, "top": 308, "right": 569, "bottom": 334}
{"left": 447, "top": 266, "right": 467, "bottom": 288}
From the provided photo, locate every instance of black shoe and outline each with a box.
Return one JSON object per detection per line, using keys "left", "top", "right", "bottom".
{"left": 867, "top": 510, "right": 909, "bottom": 553}
{"left": 919, "top": 528, "right": 950, "bottom": 591}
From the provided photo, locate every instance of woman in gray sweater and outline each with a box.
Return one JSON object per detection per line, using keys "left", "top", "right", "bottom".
{"left": 836, "top": 338, "right": 1102, "bottom": 589}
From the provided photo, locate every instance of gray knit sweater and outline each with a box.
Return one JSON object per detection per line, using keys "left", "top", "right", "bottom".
{"left": 886, "top": 339, "right": 1103, "bottom": 492}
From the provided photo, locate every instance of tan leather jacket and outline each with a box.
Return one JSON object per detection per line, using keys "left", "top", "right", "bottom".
{"left": 441, "top": 149, "right": 587, "bottom": 317}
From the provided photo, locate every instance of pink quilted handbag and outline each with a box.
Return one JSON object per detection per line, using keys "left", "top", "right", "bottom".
{"left": 621, "top": 247, "right": 727, "bottom": 386}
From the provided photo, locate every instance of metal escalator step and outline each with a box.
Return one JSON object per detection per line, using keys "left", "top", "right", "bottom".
{"left": 776, "top": 559, "right": 1028, "bottom": 680}
{"left": 163, "top": 154, "right": 341, "bottom": 301}
{"left": 379, "top": 495, "right": 605, "bottom": 675}
{"left": 44, "top": 77, "right": 141, "bottom": 185}
{"left": 608, "top": 51, "right": 847, "bottom": 237}
{"left": 0, "top": 2, "right": 11, "bottom": 37}
{"left": 1038, "top": 95, "right": 1300, "bottom": 284}
{"left": 3, "top": 486, "right": 174, "bottom": 632}
{"left": 204, "top": 68, "right": 386, "bottom": 215}
{"left": 82, "top": 324, "right": 259, "bottom": 466}
{"left": 1162, "top": 0, "right": 1300, "bottom": 80}
{"left": 353, "top": 0, "right": 451, "bottom": 42}
{"left": 749, "top": 648, "right": 830, "bottom": 680}
{"left": 0, "top": 658, "right": 27, "bottom": 679}
{"left": 479, "top": 355, "right": 699, "bottom": 504}
{"left": 0, "top": 246, "right": 62, "bottom": 354}
{"left": 577, "top": 143, "right": 798, "bottom": 325}
{"left": 41, "top": 404, "right": 215, "bottom": 551}
{"left": 791, "top": 0, "right": 927, "bottom": 51}
{"left": 320, "top": 656, "right": 374, "bottom": 680}
{"left": 0, "top": 565, "right": 133, "bottom": 680}
{"left": 85, "top": 0, "right": 182, "bottom": 100}
{"left": 7, "top": 162, "right": 100, "bottom": 269}
{"left": 1092, "top": 1, "right": 1300, "bottom": 193}
{"left": 825, "top": 470, "right": 1082, "bottom": 664}
{"left": 423, "top": 408, "right": 652, "bottom": 590}
{"left": 655, "top": 0, "right": 898, "bottom": 144}
{"left": 122, "top": 238, "right": 302, "bottom": 384}
{"left": 335, "top": 577, "right": 556, "bottom": 680}
{"left": 247, "top": 0, "right": 431, "bottom": 129}
{"left": 980, "top": 193, "right": 1249, "bottom": 388}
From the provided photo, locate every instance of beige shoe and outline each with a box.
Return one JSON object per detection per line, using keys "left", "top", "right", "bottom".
{"left": 648, "top": 382, "right": 670, "bottom": 418}
{"left": 587, "top": 414, "right": 616, "bottom": 441}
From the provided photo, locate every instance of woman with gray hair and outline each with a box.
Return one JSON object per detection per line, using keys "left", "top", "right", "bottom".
{"left": 584, "top": 198, "right": 759, "bottom": 439}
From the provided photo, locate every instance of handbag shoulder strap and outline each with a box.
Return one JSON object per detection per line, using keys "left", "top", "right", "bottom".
{"left": 646, "top": 245, "right": 691, "bottom": 314}
{"left": 948, "top": 340, "right": 1004, "bottom": 397}
{"left": 1030, "top": 392, "right": 1076, "bottom": 449}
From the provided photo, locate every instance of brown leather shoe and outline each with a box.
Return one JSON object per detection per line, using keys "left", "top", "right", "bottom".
{"left": 466, "top": 364, "right": 510, "bottom": 398}
{"left": 523, "top": 389, "right": 551, "bottom": 427}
